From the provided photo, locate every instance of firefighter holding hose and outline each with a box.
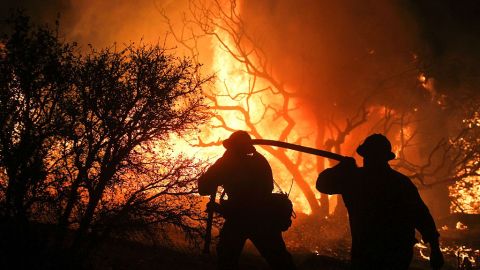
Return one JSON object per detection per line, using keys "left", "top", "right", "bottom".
{"left": 198, "top": 131, "right": 296, "bottom": 270}
{"left": 316, "top": 134, "right": 444, "bottom": 270}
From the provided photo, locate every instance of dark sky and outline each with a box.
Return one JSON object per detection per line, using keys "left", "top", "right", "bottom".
{"left": 0, "top": 0, "right": 70, "bottom": 26}
{"left": 0, "top": 0, "right": 182, "bottom": 46}
{"left": 407, "top": 0, "right": 480, "bottom": 97}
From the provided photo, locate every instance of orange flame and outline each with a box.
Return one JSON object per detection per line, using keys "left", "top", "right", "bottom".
{"left": 166, "top": 0, "right": 318, "bottom": 214}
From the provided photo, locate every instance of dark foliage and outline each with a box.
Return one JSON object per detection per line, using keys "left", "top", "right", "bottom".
{"left": 0, "top": 13, "right": 211, "bottom": 269}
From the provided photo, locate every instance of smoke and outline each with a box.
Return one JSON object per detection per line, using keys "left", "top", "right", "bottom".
{"left": 3, "top": 0, "right": 479, "bottom": 106}
{"left": 2, "top": 0, "right": 477, "bottom": 148}
{"left": 236, "top": 0, "right": 480, "bottom": 185}
{"left": 235, "top": 1, "right": 480, "bottom": 218}
{"left": 2, "top": 0, "right": 477, "bottom": 221}
{"left": 407, "top": 0, "right": 480, "bottom": 99}
{"left": 0, "top": 0, "right": 70, "bottom": 25}
{"left": 239, "top": 0, "right": 418, "bottom": 114}
{"left": 63, "top": 0, "right": 187, "bottom": 48}
{"left": 240, "top": 0, "right": 480, "bottom": 113}
{"left": 4, "top": 0, "right": 476, "bottom": 151}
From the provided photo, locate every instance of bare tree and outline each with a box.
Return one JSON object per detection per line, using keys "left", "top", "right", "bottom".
{"left": 50, "top": 44, "right": 211, "bottom": 248}
{"left": 390, "top": 103, "right": 480, "bottom": 214}
{"left": 161, "top": 0, "right": 480, "bottom": 220}
{"left": 161, "top": 0, "right": 337, "bottom": 215}
{"left": 1, "top": 15, "right": 214, "bottom": 267}
{"left": 85, "top": 143, "right": 207, "bottom": 244}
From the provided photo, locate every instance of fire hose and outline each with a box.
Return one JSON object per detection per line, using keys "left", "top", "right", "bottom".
{"left": 251, "top": 139, "right": 346, "bottom": 161}
{"left": 202, "top": 139, "right": 346, "bottom": 254}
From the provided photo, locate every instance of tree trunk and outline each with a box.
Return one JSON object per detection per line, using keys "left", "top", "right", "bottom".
{"left": 274, "top": 151, "right": 321, "bottom": 215}
{"left": 56, "top": 169, "right": 87, "bottom": 245}
{"left": 59, "top": 168, "right": 87, "bottom": 229}
{"left": 315, "top": 124, "right": 329, "bottom": 217}
{"left": 72, "top": 166, "right": 116, "bottom": 249}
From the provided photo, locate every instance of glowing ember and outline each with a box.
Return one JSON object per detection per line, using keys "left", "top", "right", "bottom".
{"left": 417, "top": 72, "right": 435, "bottom": 94}
{"left": 450, "top": 175, "right": 480, "bottom": 214}
{"left": 415, "top": 242, "right": 480, "bottom": 268}
{"left": 455, "top": 221, "right": 468, "bottom": 231}
{"left": 414, "top": 242, "right": 430, "bottom": 260}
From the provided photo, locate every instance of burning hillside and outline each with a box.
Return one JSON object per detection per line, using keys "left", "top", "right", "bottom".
{"left": 1, "top": 0, "right": 480, "bottom": 269}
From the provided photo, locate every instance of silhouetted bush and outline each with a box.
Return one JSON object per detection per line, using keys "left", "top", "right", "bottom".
{"left": 0, "top": 12, "right": 211, "bottom": 269}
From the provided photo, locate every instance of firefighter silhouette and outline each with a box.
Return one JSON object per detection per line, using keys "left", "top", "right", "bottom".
{"left": 316, "top": 134, "right": 444, "bottom": 270}
{"left": 198, "top": 131, "right": 296, "bottom": 270}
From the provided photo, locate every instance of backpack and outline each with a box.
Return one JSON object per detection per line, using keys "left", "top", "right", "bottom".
{"left": 264, "top": 192, "right": 294, "bottom": 231}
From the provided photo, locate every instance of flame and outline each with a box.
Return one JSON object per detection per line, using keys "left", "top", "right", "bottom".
{"left": 208, "top": 1, "right": 315, "bottom": 214}
{"left": 168, "top": 1, "right": 480, "bottom": 217}
{"left": 455, "top": 221, "right": 468, "bottom": 230}
{"left": 418, "top": 72, "right": 435, "bottom": 94}
{"left": 449, "top": 174, "right": 480, "bottom": 214}
{"left": 416, "top": 242, "right": 480, "bottom": 268}
{"left": 415, "top": 242, "right": 430, "bottom": 260}
{"left": 164, "top": 0, "right": 317, "bottom": 214}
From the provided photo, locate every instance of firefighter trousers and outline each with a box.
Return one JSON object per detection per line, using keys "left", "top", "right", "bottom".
{"left": 216, "top": 218, "right": 295, "bottom": 270}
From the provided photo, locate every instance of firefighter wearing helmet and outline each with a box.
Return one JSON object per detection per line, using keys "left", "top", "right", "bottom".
{"left": 316, "top": 134, "right": 444, "bottom": 270}
{"left": 198, "top": 131, "right": 296, "bottom": 269}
